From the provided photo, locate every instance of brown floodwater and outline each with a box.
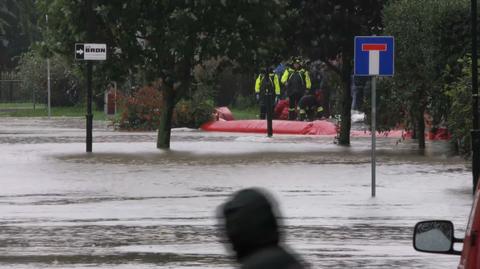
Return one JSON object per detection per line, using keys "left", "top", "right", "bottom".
{"left": 0, "top": 117, "right": 473, "bottom": 268}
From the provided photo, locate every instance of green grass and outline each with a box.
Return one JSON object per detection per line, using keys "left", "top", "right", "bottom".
{"left": 230, "top": 106, "right": 258, "bottom": 120}
{"left": 0, "top": 103, "right": 110, "bottom": 120}
{"left": 0, "top": 102, "right": 46, "bottom": 109}
{"left": 0, "top": 102, "right": 259, "bottom": 121}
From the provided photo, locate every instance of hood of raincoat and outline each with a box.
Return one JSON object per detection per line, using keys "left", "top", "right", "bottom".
{"left": 221, "top": 188, "right": 280, "bottom": 261}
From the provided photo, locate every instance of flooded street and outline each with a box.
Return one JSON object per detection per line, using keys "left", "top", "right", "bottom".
{"left": 0, "top": 117, "right": 474, "bottom": 268}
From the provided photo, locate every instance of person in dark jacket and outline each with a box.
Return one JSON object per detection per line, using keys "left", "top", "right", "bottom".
{"left": 219, "top": 188, "right": 305, "bottom": 269}
{"left": 297, "top": 89, "right": 325, "bottom": 121}
{"left": 281, "top": 58, "right": 312, "bottom": 120}
{"left": 255, "top": 67, "right": 281, "bottom": 120}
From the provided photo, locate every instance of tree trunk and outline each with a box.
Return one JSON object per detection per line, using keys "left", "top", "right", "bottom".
{"left": 157, "top": 87, "right": 175, "bottom": 149}
{"left": 338, "top": 50, "right": 353, "bottom": 146}
{"left": 155, "top": 58, "right": 192, "bottom": 149}
{"left": 410, "top": 110, "right": 417, "bottom": 139}
{"left": 338, "top": 78, "right": 352, "bottom": 145}
{"left": 417, "top": 108, "right": 426, "bottom": 149}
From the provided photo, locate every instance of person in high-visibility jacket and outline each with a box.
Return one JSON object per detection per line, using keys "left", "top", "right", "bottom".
{"left": 281, "top": 58, "right": 312, "bottom": 120}
{"left": 255, "top": 68, "right": 281, "bottom": 120}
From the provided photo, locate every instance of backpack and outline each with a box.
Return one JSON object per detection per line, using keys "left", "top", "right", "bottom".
{"left": 260, "top": 74, "right": 274, "bottom": 94}
{"left": 286, "top": 70, "right": 305, "bottom": 96}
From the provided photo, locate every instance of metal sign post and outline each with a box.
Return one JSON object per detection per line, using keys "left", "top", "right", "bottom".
{"left": 354, "top": 36, "right": 394, "bottom": 197}
{"left": 266, "top": 89, "right": 273, "bottom": 137}
{"left": 74, "top": 43, "right": 107, "bottom": 152}
{"left": 86, "top": 61, "right": 93, "bottom": 152}
{"left": 371, "top": 76, "right": 377, "bottom": 197}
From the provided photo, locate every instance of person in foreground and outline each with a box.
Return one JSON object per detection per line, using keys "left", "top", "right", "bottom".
{"left": 219, "top": 188, "right": 306, "bottom": 269}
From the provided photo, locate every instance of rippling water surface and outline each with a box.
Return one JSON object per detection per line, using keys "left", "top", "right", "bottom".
{"left": 0, "top": 117, "right": 473, "bottom": 268}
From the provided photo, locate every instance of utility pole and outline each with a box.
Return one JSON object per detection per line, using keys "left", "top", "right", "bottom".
{"left": 46, "top": 14, "right": 51, "bottom": 119}
{"left": 85, "top": 0, "right": 95, "bottom": 152}
{"left": 471, "top": 0, "right": 479, "bottom": 193}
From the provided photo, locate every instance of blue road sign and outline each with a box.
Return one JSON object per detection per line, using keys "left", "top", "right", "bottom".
{"left": 354, "top": 36, "right": 394, "bottom": 76}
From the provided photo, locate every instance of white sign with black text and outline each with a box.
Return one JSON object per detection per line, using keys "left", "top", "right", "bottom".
{"left": 75, "top": 43, "right": 107, "bottom": 61}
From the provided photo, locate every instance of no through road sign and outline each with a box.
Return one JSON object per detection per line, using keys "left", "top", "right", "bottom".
{"left": 354, "top": 36, "right": 394, "bottom": 77}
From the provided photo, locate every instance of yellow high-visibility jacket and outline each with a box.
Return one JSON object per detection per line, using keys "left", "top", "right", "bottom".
{"left": 255, "top": 73, "right": 281, "bottom": 95}
{"left": 281, "top": 68, "right": 312, "bottom": 90}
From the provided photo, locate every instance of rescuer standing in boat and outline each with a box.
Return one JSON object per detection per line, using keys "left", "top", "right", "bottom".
{"left": 255, "top": 66, "right": 281, "bottom": 120}
{"left": 281, "top": 58, "right": 312, "bottom": 120}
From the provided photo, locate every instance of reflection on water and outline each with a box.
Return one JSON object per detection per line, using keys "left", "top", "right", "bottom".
{"left": 0, "top": 118, "right": 471, "bottom": 268}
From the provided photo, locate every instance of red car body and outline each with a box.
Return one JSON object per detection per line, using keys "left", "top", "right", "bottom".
{"left": 458, "top": 186, "right": 480, "bottom": 269}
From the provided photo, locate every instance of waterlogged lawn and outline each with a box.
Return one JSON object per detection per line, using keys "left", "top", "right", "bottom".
{"left": 230, "top": 106, "right": 258, "bottom": 120}
{"left": 0, "top": 102, "right": 260, "bottom": 122}
{"left": 0, "top": 103, "right": 108, "bottom": 120}
{"left": 0, "top": 102, "right": 45, "bottom": 109}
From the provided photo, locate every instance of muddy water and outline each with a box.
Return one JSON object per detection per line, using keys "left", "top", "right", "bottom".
{"left": 0, "top": 117, "right": 473, "bottom": 268}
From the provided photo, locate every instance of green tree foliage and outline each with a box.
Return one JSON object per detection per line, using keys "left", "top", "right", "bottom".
{"left": 0, "top": 0, "right": 38, "bottom": 70}
{"left": 284, "top": 0, "right": 383, "bottom": 145}
{"left": 382, "top": 0, "right": 470, "bottom": 149}
{"left": 16, "top": 50, "right": 82, "bottom": 106}
{"left": 445, "top": 56, "right": 478, "bottom": 156}
{"left": 40, "top": 0, "right": 287, "bottom": 149}
{"left": 0, "top": 1, "right": 13, "bottom": 35}
{"left": 363, "top": 78, "right": 406, "bottom": 133}
{"left": 37, "top": 0, "right": 122, "bottom": 108}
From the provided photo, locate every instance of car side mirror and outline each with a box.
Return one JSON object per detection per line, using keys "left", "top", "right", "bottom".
{"left": 413, "top": 220, "right": 461, "bottom": 255}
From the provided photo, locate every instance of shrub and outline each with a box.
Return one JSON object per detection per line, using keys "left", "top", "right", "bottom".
{"left": 173, "top": 99, "right": 214, "bottom": 128}
{"left": 382, "top": 0, "right": 470, "bottom": 148}
{"left": 117, "top": 86, "right": 162, "bottom": 130}
{"left": 364, "top": 78, "right": 407, "bottom": 132}
{"left": 117, "top": 85, "right": 213, "bottom": 130}
{"left": 444, "top": 56, "right": 476, "bottom": 156}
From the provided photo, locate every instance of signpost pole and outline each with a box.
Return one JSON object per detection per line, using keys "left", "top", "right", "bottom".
{"left": 371, "top": 76, "right": 377, "bottom": 197}
{"left": 86, "top": 0, "right": 94, "bottom": 153}
{"left": 86, "top": 61, "right": 93, "bottom": 152}
{"left": 266, "top": 89, "right": 273, "bottom": 137}
{"left": 355, "top": 36, "right": 394, "bottom": 197}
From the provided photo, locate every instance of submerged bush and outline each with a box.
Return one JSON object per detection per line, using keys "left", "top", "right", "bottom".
{"left": 117, "top": 85, "right": 213, "bottom": 131}
{"left": 173, "top": 99, "right": 214, "bottom": 128}
{"left": 117, "top": 85, "right": 162, "bottom": 130}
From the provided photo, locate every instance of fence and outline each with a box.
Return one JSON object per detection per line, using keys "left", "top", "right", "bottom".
{"left": 0, "top": 72, "right": 28, "bottom": 103}
{"left": 0, "top": 72, "right": 24, "bottom": 103}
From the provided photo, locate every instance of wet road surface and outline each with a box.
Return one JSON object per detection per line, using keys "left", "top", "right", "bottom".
{"left": 0, "top": 117, "right": 474, "bottom": 268}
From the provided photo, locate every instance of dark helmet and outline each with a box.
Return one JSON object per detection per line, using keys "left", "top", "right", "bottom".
{"left": 220, "top": 188, "right": 280, "bottom": 261}
{"left": 260, "top": 67, "right": 269, "bottom": 74}
{"left": 293, "top": 57, "right": 302, "bottom": 68}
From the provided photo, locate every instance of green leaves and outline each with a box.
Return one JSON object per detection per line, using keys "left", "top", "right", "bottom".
{"left": 444, "top": 56, "right": 476, "bottom": 155}
{"left": 283, "top": 0, "right": 383, "bottom": 145}
{"left": 382, "top": 0, "right": 471, "bottom": 149}
{"left": 0, "top": 0, "right": 38, "bottom": 69}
